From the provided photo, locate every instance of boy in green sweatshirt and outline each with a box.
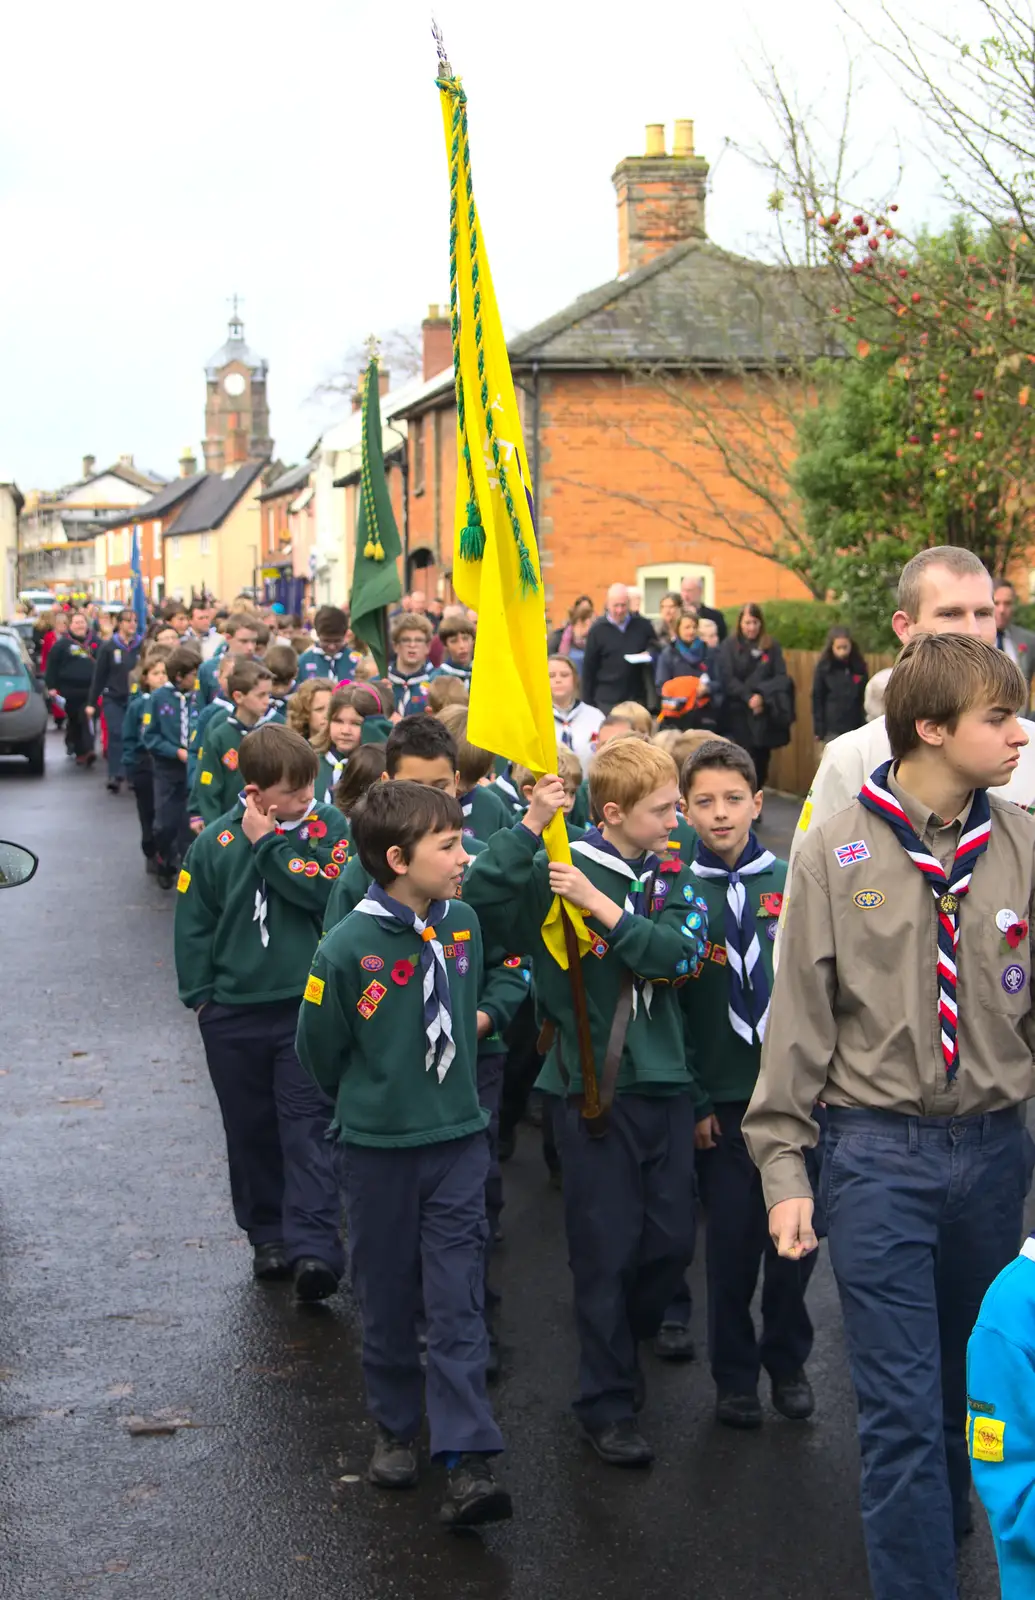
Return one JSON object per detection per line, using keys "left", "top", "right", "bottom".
{"left": 322, "top": 712, "right": 525, "bottom": 1378}
{"left": 673, "top": 739, "right": 816, "bottom": 1429}
{"left": 191, "top": 659, "right": 276, "bottom": 827}
{"left": 143, "top": 643, "right": 201, "bottom": 888}
{"left": 464, "top": 740, "right": 707, "bottom": 1467}
{"left": 174, "top": 724, "right": 350, "bottom": 1301}
{"left": 436, "top": 704, "right": 515, "bottom": 842}
{"left": 297, "top": 781, "right": 512, "bottom": 1530}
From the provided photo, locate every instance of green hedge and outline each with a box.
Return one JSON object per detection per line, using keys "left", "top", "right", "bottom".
{"left": 1015, "top": 604, "right": 1035, "bottom": 633}
{"left": 722, "top": 601, "right": 893, "bottom": 654}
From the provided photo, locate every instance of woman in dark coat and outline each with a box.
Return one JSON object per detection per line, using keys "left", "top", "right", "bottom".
{"left": 718, "top": 603, "right": 795, "bottom": 788}
{"left": 811, "top": 626, "right": 868, "bottom": 743}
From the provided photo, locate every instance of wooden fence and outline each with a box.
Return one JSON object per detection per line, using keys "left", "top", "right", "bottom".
{"left": 767, "top": 650, "right": 896, "bottom": 798}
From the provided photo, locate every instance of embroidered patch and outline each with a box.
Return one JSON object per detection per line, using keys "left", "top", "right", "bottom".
{"left": 456, "top": 953, "right": 470, "bottom": 976}
{"left": 142, "top": 712, "right": 151, "bottom": 725}
{"left": 200, "top": 771, "right": 213, "bottom": 785}
{"left": 452, "top": 929, "right": 471, "bottom": 942}
{"left": 322, "top": 863, "right": 341, "bottom": 879}
{"left": 391, "top": 960, "right": 414, "bottom": 987}
{"left": 177, "top": 869, "right": 191, "bottom": 893}
{"left": 217, "top": 830, "right": 234, "bottom": 847}
{"left": 683, "top": 885, "right": 697, "bottom": 903}
{"left": 503, "top": 955, "right": 522, "bottom": 968}
{"left": 798, "top": 798, "right": 813, "bottom": 833}
{"left": 359, "top": 955, "right": 384, "bottom": 973}
{"left": 766, "top": 921, "right": 778, "bottom": 940}
{"left": 1002, "top": 964, "right": 1026, "bottom": 995}
{"left": 363, "top": 980, "right": 388, "bottom": 1003}
{"left": 331, "top": 844, "right": 348, "bottom": 864}
{"left": 288, "top": 857, "right": 305, "bottom": 873}
{"left": 303, "top": 861, "right": 321, "bottom": 877}
{"left": 971, "top": 1416, "right": 1005, "bottom": 1463}
{"left": 590, "top": 937, "right": 609, "bottom": 958}
{"left": 676, "top": 959, "right": 689, "bottom": 975}
{"left": 710, "top": 944, "right": 728, "bottom": 966}
{"left": 356, "top": 996, "right": 377, "bottom": 1020}
{"left": 304, "top": 975, "right": 325, "bottom": 1005}
{"left": 222, "top": 748, "right": 239, "bottom": 770}
{"left": 854, "top": 889, "right": 885, "bottom": 910}
{"left": 834, "top": 840, "right": 870, "bottom": 868}
{"left": 654, "top": 879, "right": 670, "bottom": 898}
{"left": 683, "top": 911, "right": 703, "bottom": 932}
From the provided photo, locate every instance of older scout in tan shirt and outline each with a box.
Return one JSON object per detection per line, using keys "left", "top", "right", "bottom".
{"left": 745, "top": 772, "right": 1035, "bottom": 1211}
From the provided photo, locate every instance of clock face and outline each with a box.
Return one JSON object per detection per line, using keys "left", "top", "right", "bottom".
{"left": 223, "top": 372, "right": 246, "bottom": 397}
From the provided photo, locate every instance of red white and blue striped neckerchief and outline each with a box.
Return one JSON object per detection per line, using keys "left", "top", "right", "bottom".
{"left": 857, "top": 759, "right": 991, "bottom": 1080}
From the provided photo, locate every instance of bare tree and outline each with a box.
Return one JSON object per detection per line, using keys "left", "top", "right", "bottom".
{"left": 312, "top": 325, "right": 422, "bottom": 405}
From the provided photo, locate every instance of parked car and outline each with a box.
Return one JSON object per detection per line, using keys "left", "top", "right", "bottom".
{"left": 0, "top": 628, "right": 48, "bottom": 774}
{"left": 0, "top": 840, "right": 38, "bottom": 888}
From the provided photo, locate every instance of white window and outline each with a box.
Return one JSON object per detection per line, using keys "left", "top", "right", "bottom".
{"left": 107, "top": 531, "right": 114, "bottom": 565}
{"left": 153, "top": 520, "right": 161, "bottom": 560}
{"left": 200, "top": 532, "right": 211, "bottom": 557}
{"left": 171, "top": 537, "right": 181, "bottom": 561}
{"left": 635, "top": 562, "right": 715, "bottom": 619}
{"left": 121, "top": 530, "right": 130, "bottom": 564}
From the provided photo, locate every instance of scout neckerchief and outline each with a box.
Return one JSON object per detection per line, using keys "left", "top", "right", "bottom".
{"left": 858, "top": 760, "right": 991, "bottom": 1078}
{"left": 691, "top": 833, "right": 776, "bottom": 1045}
{"left": 493, "top": 766, "right": 525, "bottom": 814}
{"left": 571, "top": 827, "right": 661, "bottom": 1016}
{"left": 308, "top": 646, "right": 349, "bottom": 681}
{"left": 553, "top": 700, "right": 584, "bottom": 751}
{"left": 353, "top": 884, "right": 456, "bottom": 1080}
{"left": 321, "top": 748, "right": 347, "bottom": 805}
{"left": 173, "top": 688, "right": 190, "bottom": 748}
{"left": 239, "top": 798, "right": 312, "bottom": 949}
{"left": 436, "top": 660, "right": 472, "bottom": 682}
{"left": 388, "top": 665, "right": 429, "bottom": 715}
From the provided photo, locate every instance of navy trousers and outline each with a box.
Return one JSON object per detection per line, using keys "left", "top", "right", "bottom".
{"left": 823, "top": 1105, "right": 1033, "bottom": 1600}
{"left": 153, "top": 759, "right": 191, "bottom": 869}
{"left": 558, "top": 1092, "right": 696, "bottom": 1428}
{"left": 477, "top": 1052, "right": 504, "bottom": 1311}
{"left": 102, "top": 696, "right": 127, "bottom": 779}
{"left": 698, "top": 1100, "right": 816, "bottom": 1393}
{"left": 198, "top": 1000, "right": 344, "bottom": 1275}
{"left": 128, "top": 762, "right": 156, "bottom": 858}
{"left": 342, "top": 1133, "right": 503, "bottom": 1458}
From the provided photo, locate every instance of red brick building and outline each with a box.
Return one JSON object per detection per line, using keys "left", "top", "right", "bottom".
{"left": 392, "top": 120, "right": 823, "bottom": 625}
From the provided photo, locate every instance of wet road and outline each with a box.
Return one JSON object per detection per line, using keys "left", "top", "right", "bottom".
{"left": 0, "top": 741, "right": 1006, "bottom": 1599}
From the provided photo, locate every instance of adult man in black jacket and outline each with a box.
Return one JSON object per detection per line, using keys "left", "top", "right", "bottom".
{"left": 581, "top": 584, "right": 659, "bottom": 714}
{"left": 680, "top": 576, "right": 727, "bottom": 642}
{"left": 87, "top": 608, "right": 140, "bottom": 791}
{"left": 45, "top": 610, "right": 97, "bottom": 765}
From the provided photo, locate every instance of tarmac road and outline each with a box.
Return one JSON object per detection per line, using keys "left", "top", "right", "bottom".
{"left": 0, "top": 740, "right": 1008, "bottom": 1599}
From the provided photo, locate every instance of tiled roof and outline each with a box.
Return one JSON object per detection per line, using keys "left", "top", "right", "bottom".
{"left": 258, "top": 462, "right": 310, "bottom": 501}
{"left": 165, "top": 460, "right": 266, "bottom": 536}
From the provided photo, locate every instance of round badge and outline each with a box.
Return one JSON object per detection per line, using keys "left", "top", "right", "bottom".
{"left": 654, "top": 879, "right": 670, "bottom": 898}
{"left": 456, "top": 953, "right": 470, "bottom": 976}
{"left": 1002, "top": 964, "right": 1027, "bottom": 994}
{"left": 766, "top": 921, "right": 778, "bottom": 940}
{"left": 322, "top": 862, "right": 341, "bottom": 879}
{"left": 683, "top": 885, "right": 696, "bottom": 903}
{"left": 695, "top": 897, "right": 709, "bottom": 913}
{"left": 684, "top": 911, "right": 702, "bottom": 931}
{"left": 303, "top": 861, "right": 320, "bottom": 877}
{"left": 288, "top": 857, "right": 305, "bottom": 874}
{"left": 360, "top": 955, "right": 384, "bottom": 973}
{"left": 939, "top": 892, "right": 959, "bottom": 916}
{"left": 997, "top": 908, "right": 1020, "bottom": 933}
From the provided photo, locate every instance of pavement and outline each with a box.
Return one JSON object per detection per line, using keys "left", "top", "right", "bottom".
{"left": 0, "top": 739, "right": 1007, "bottom": 1599}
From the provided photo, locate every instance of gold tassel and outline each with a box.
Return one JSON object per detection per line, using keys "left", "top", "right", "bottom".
{"left": 373, "top": 540, "right": 385, "bottom": 561}
{"left": 364, "top": 538, "right": 376, "bottom": 559}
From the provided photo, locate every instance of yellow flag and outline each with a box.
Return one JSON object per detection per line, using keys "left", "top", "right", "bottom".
{"left": 436, "top": 69, "right": 589, "bottom": 967}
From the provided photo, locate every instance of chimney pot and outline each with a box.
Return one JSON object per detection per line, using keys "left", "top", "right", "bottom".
{"left": 672, "top": 119, "right": 694, "bottom": 157}
{"left": 421, "top": 303, "right": 453, "bottom": 381}
{"left": 378, "top": 369, "right": 391, "bottom": 398}
{"left": 179, "top": 447, "right": 198, "bottom": 479}
{"left": 645, "top": 123, "right": 666, "bottom": 157}
{"left": 82, "top": 454, "right": 96, "bottom": 479}
{"left": 119, "top": 453, "right": 134, "bottom": 467}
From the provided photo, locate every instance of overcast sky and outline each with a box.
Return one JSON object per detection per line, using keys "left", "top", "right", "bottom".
{"left": 0, "top": 0, "right": 989, "bottom": 489}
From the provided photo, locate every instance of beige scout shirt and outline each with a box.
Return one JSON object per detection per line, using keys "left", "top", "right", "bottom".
{"left": 776, "top": 714, "right": 1035, "bottom": 967}
{"left": 744, "top": 770, "right": 1035, "bottom": 1210}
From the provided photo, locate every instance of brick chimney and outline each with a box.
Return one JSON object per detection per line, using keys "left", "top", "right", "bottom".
{"left": 612, "top": 120, "right": 709, "bottom": 277}
{"left": 82, "top": 454, "right": 96, "bottom": 479}
{"left": 351, "top": 369, "right": 392, "bottom": 411}
{"left": 421, "top": 303, "right": 452, "bottom": 380}
{"left": 179, "top": 447, "right": 198, "bottom": 478}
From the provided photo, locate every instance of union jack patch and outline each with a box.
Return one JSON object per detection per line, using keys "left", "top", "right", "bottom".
{"left": 834, "top": 839, "right": 870, "bottom": 868}
{"left": 217, "top": 830, "right": 233, "bottom": 847}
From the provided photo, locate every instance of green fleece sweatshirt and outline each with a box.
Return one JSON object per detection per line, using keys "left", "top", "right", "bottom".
{"left": 190, "top": 711, "right": 285, "bottom": 824}
{"left": 174, "top": 801, "right": 350, "bottom": 1007}
{"left": 464, "top": 824, "right": 707, "bottom": 1097}
{"left": 459, "top": 784, "right": 514, "bottom": 843}
{"left": 296, "top": 902, "right": 489, "bottom": 1148}
{"left": 680, "top": 852, "right": 786, "bottom": 1115}
{"left": 320, "top": 836, "right": 524, "bottom": 1055}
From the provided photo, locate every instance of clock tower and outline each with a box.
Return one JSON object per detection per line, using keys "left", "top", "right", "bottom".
{"left": 202, "top": 299, "right": 273, "bottom": 473}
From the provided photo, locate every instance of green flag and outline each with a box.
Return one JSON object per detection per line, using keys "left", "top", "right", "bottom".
{"left": 349, "top": 357, "right": 402, "bottom": 674}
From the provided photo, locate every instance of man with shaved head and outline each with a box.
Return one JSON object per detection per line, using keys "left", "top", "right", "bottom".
{"left": 581, "top": 583, "right": 659, "bottom": 713}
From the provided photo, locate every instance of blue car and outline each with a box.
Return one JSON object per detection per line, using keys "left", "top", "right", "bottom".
{"left": 0, "top": 626, "right": 48, "bottom": 775}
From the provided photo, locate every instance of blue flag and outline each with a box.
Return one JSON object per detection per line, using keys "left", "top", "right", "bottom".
{"left": 130, "top": 526, "right": 148, "bottom": 629}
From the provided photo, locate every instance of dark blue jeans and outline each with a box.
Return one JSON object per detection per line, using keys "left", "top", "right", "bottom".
{"left": 822, "top": 1105, "right": 1033, "bottom": 1600}
{"left": 103, "top": 696, "right": 127, "bottom": 780}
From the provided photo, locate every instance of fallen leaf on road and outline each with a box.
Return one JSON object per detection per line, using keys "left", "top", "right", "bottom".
{"left": 71, "top": 1051, "right": 89, "bottom": 1058}
{"left": 104, "top": 1561, "right": 130, "bottom": 1574}
{"left": 129, "top": 1250, "right": 157, "bottom": 1261}
{"left": 107, "top": 1383, "right": 135, "bottom": 1398}
{"left": 125, "top": 1415, "right": 194, "bottom": 1436}
{"left": 123, "top": 1483, "right": 159, "bottom": 1503}
{"left": 56, "top": 1097, "right": 104, "bottom": 1109}
{"left": 182, "top": 1240, "right": 205, "bottom": 1249}
{"left": 338, "top": 1475, "right": 361, "bottom": 1484}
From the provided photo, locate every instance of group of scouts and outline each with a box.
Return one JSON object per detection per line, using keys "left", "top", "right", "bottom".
{"left": 110, "top": 549, "right": 1034, "bottom": 1597}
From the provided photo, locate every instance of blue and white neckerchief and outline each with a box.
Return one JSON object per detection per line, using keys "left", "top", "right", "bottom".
{"left": 308, "top": 647, "right": 349, "bottom": 681}
{"left": 239, "top": 797, "right": 310, "bottom": 949}
{"left": 458, "top": 789, "right": 478, "bottom": 836}
{"left": 571, "top": 827, "right": 661, "bottom": 1016}
{"left": 553, "top": 700, "right": 584, "bottom": 750}
{"left": 436, "top": 661, "right": 472, "bottom": 682}
{"left": 691, "top": 834, "right": 775, "bottom": 1044}
{"left": 321, "top": 749, "right": 346, "bottom": 805}
{"left": 858, "top": 760, "right": 991, "bottom": 1078}
{"left": 174, "top": 689, "right": 189, "bottom": 747}
{"left": 353, "top": 884, "right": 456, "bottom": 1080}
{"left": 211, "top": 695, "right": 233, "bottom": 714}
{"left": 388, "top": 666, "right": 430, "bottom": 715}
{"left": 494, "top": 767, "right": 525, "bottom": 814}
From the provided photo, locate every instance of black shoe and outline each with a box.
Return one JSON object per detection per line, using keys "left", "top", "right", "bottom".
{"left": 293, "top": 1258, "right": 338, "bottom": 1303}
{"left": 106, "top": 778, "right": 120, "bottom": 793}
{"left": 145, "top": 857, "right": 160, "bottom": 877}
{"left": 368, "top": 1425, "right": 419, "bottom": 1489}
{"left": 497, "top": 1127, "right": 516, "bottom": 1164}
{"left": 771, "top": 1369, "right": 815, "bottom": 1421}
{"left": 156, "top": 868, "right": 176, "bottom": 890}
{"left": 716, "top": 1390, "right": 763, "bottom": 1430}
{"left": 252, "top": 1242, "right": 291, "bottom": 1281}
{"left": 583, "top": 1417, "right": 654, "bottom": 1466}
{"left": 654, "top": 1321, "right": 696, "bottom": 1362}
{"left": 439, "top": 1455, "right": 512, "bottom": 1528}
{"left": 84, "top": 751, "right": 97, "bottom": 767}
